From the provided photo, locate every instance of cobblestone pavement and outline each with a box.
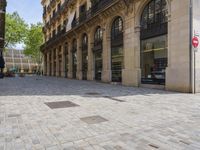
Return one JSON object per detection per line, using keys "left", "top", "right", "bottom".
{"left": 0, "top": 76, "right": 200, "bottom": 150}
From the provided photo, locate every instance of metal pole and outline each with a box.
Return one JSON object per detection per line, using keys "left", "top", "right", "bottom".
{"left": 189, "top": 0, "right": 194, "bottom": 93}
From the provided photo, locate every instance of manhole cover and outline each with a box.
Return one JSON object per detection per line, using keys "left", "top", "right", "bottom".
{"left": 80, "top": 115, "right": 108, "bottom": 124}
{"left": 45, "top": 101, "right": 79, "bottom": 109}
{"left": 8, "top": 114, "right": 21, "bottom": 118}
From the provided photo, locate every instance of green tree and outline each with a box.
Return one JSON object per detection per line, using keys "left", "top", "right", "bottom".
{"left": 24, "top": 23, "right": 43, "bottom": 73}
{"left": 5, "top": 12, "right": 28, "bottom": 47}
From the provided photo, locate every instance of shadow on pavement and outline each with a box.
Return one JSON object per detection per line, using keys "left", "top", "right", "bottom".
{"left": 0, "top": 76, "right": 180, "bottom": 96}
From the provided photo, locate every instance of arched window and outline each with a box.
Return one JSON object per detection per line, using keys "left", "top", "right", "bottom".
{"left": 94, "top": 26, "right": 103, "bottom": 46}
{"left": 82, "top": 34, "right": 88, "bottom": 49}
{"left": 111, "top": 17, "right": 124, "bottom": 82}
{"left": 140, "top": 0, "right": 168, "bottom": 85}
{"left": 72, "top": 39, "right": 77, "bottom": 51}
{"left": 111, "top": 17, "right": 123, "bottom": 41}
{"left": 93, "top": 26, "right": 103, "bottom": 81}
{"left": 140, "top": 0, "right": 168, "bottom": 39}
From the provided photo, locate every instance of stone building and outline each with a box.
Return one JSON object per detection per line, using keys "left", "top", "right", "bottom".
{"left": 4, "top": 49, "right": 37, "bottom": 74}
{"left": 41, "top": 0, "right": 200, "bottom": 93}
{"left": 0, "top": 0, "right": 7, "bottom": 72}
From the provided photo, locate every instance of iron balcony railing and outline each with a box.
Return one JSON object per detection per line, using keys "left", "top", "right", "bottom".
{"left": 42, "top": 0, "right": 116, "bottom": 50}
{"left": 73, "top": 0, "right": 115, "bottom": 28}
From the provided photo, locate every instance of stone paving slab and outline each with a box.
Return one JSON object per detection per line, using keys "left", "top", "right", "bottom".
{"left": 0, "top": 76, "right": 200, "bottom": 150}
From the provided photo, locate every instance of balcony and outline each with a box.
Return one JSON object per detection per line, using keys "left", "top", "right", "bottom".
{"left": 72, "top": 0, "right": 115, "bottom": 28}
{"left": 41, "top": 27, "right": 66, "bottom": 51}
{"left": 41, "top": 0, "right": 118, "bottom": 51}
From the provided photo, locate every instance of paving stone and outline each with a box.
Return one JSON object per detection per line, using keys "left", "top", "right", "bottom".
{"left": 0, "top": 76, "right": 199, "bottom": 149}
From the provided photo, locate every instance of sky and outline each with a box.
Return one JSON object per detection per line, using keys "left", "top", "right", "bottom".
{"left": 7, "top": 0, "right": 43, "bottom": 24}
{"left": 7, "top": 0, "right": 43, "bottom": 49}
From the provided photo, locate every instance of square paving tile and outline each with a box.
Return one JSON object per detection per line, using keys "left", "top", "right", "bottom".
{"left": 80, "top": 115, "right": 108, "bottom": 124}
{"left": 45, "top": 101, "right": 79, "bottom": 109}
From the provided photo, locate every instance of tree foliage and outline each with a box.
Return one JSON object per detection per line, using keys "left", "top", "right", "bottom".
{"left": 24, "top": 23, "right": 43, "bottom": 68}
{"left": 5, "top": 12, "right": 28, "bottom": 47}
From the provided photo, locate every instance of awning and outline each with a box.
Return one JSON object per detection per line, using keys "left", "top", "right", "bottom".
{"left": 66, "top": 11, "right": 76, "bottom": 32}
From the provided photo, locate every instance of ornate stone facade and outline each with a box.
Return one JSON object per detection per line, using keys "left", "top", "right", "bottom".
{"left": 41, "top": 0, "right": 200, "bottom": 93}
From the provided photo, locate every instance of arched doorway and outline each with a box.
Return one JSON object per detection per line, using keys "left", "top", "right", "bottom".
{"left": 72, "top": 39, "right": 77, "bottom": 79}
{"left": 82, "top": 34, "right": 88, "bottom": 80}
{"left": 140, "top": 0, "right": 168, "bottom": 85}
{"left": 111, "top": 17, "right": 123, "bottom": 82}
{"left": 93, "top": 26, "right": 103, "bottom": 81}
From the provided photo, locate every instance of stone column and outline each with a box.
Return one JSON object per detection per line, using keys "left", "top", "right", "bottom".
{"left": 122, "top": 15, "right": 140, "bottom": 87}
{"left": 165, "top": 0, "right": 190, "bottom": 92}
{"left": 77, "top": 37, "right": 82, "bottom": 80}
{"left": 102, "top": 23, "right": 111, "bottom": 83}
{"left": 87, "top": 32, "right": 94, "bottom": 80}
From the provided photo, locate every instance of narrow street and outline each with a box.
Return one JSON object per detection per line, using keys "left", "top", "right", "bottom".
{"left": 0, "top": 76, "right": 200, "bottom": 150}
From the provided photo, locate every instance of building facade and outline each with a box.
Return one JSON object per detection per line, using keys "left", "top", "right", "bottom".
{"left": 41, "top": 0, "right": 200, "bottom": 93}
{"left": 4, "top": 49, "right": 38, "bottom": 73}
{"left": 0, "top": 0, "right": 7, "bottom": 72}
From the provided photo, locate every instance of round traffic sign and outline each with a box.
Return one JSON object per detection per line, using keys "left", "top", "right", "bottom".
{"left": 192, "top": 36, "right": 199, "bottom": 48}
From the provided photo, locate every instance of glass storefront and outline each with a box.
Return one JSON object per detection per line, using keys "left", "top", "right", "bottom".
{"left": 111, "top": 46, "right": 123, "bottom": 82}
{"left": 94, "top": 27, "right": 103, "bottom": 81}
{"left": 64, "top": 43, "right": 68, "bottom": 78}
{"left": 82, "top": 34, "right": 88, "bottom": 80}
{"left": 140, "top": 0, "right": 168, "bottom": 85}
{"left": 94, "top": 51, "right": 102, "bottom": 81}
{"left": 111, "top": 17, "right": 123, "bottom": 82}
{"left": 72, "top": 40, "right": 77, "bottom": 79}
{"left": 72, "top": 51, "right": 77, "bottom": 79}
{"left": 141, "top": 35, "right": 167, "bottom": 84}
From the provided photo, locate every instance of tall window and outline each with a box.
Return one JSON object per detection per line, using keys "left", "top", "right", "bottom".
{"left": 82, "top": 34, "right": 88, "bottom": 80}
{"left": 93, "top": 26, "right": 103, "bottom": 81}
{"left": 94, "top": 26, "right": 103, "bottom": 47}
{"left": 140, "top": 0, "right": 168, "bottom": 85}
{"left": 111, "top": 17, "right": 123, "bottom": 82}
{"left": 72, "top": 39, "right": 77, "bottom": 79}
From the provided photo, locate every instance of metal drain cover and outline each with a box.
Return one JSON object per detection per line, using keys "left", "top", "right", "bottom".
{"left": 80, "top": 115, "right": 108, "bottom": 124}
{"left": 85, "top": 92, "right": 101, "bottom": 95}
{"left": 45, "top": 101, "right": 79, "bottom": 109}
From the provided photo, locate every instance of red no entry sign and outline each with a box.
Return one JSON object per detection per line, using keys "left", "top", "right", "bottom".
{"left": 192, "top": 36, "right": 199, "bottom": 48}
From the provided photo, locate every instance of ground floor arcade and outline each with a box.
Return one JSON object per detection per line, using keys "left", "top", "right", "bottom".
{"left": 42, "top": 0, "right": 200, "bottom": 93}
